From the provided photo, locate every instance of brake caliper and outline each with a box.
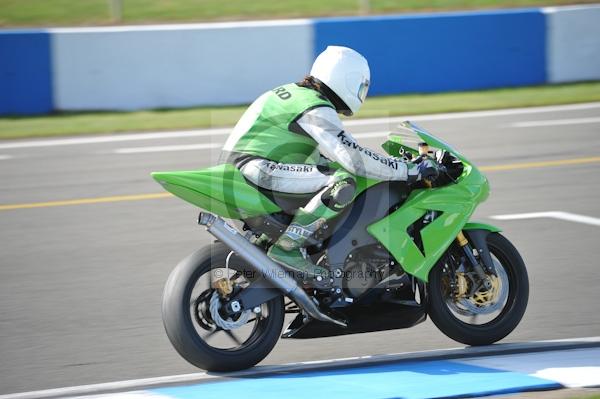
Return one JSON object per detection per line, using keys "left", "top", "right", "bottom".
{"left": 212, "top": 278, "right": 233, "bottom": 297}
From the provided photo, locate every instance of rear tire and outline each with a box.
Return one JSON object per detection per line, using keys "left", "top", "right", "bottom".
{"left": 428, "top": 232, "right": 529, "bottom": 346}
{"left": 162, "top": 242, "right": 285, "bottom": 371}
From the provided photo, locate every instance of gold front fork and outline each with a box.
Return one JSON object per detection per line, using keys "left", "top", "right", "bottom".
{"left": 456, "top": 230, "right": 492, "bottom": 287}
{"left": 456, "top": 231, "right": 469, "bottom": 247}
{"left": 419, "top": 142, "right": 433, "bottom": 189}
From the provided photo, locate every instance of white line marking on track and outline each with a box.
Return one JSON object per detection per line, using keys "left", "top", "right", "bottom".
{"left": 112, "top": 132, "right": 389, "bottom": 154}
{"left": 0, "top": 155, "right": 13, "bottom": 160}
{"left": 0, "top": 373, "right": 211, "bottom": 399}
{"left": 71, "top": 392, "right": 171, "bottom": 399}
{"left": 114, "top": 143, "right": 222, "bottom": 154}
{"left": 0, "top": 128, "right": 231, "bottom": 150}
{"left": 457, "top": 348, "right": 600, "bottom": 388}
{"left": 491, "top": 211, "right": 600, "bottom": 227}
{"left": 2, "top": 102, "right": 599, "bottom": 150}
{"left": 344, "top": 102, "right": 600, "bottom": 127}
{"left": 511, "top": 117, "right": 600, "bottom": 128}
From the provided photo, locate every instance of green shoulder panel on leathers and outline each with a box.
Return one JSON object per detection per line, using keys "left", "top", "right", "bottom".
{"left": 231, "top": 83, "right": 335, "bottom": 164}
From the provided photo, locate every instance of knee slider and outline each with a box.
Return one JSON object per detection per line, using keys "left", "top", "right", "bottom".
{"left": 322, "top": 179, "right": 356, "bottom": 210}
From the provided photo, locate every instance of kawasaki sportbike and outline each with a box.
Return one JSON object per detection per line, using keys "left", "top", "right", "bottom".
{"left": 152, "top": 122, "right": 528, "bottom": 371}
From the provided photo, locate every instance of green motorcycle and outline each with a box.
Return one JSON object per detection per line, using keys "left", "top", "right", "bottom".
{"left": 152, "top": 122, "right": 529, "bottom": 371}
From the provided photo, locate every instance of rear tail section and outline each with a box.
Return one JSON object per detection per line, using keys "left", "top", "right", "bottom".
{"left": 152, "top": 164, "right": 281, "bottom": 219}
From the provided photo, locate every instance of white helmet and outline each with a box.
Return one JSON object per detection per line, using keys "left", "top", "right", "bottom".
{"left": 310, "top": 46, "right": 370, "bottom": 116}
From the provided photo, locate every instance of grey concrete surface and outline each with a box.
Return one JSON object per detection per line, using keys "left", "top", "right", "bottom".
{"left": 0, "top": 104, "right": 599, "bottom": 394}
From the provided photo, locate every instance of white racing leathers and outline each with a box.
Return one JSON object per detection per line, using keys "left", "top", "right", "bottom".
{"left": 239, "top": 106, "right": 408, "bottom": 194}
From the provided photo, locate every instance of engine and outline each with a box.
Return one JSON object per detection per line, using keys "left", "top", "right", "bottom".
{"left": 341, "top": 245, "right": 396, "bottom": 298}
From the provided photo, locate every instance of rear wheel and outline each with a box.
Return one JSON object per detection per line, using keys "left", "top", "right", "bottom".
{"left": 428, "top": 232, "right": 529, "bottom": 345}
{"left": 162, "top": 242, "right": 285, "bottom": 371}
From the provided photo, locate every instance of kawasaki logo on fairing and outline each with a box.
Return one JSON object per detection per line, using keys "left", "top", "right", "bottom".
{"left": 337, "top": 131, "right": 398, "bottom": 169}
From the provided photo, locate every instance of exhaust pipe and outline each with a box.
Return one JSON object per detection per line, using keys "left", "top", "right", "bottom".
{"left": 198, "top": 213, "right": 347, "bottom": 328}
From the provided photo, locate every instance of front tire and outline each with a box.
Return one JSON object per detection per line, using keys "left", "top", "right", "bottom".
{"left": 162, "top": 242, "right": 285, "bottom": 371}
{"left": 428, "top": 232, "right": 529, "bottom": 346}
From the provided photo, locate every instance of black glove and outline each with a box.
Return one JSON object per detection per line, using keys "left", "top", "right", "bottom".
{"left": 407, "top": 157, "right": 441, "bottom": 184}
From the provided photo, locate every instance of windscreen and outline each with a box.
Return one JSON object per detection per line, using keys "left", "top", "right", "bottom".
{"left": 388, "top": 121, "right": 468, "bottom": 163}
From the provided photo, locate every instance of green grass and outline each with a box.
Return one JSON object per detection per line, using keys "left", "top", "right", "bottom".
{"left": 1, "top": 82, "right": 599, "bottom": 140}
{"left": 1, "top": 0, "right": 598, "bottom": 27}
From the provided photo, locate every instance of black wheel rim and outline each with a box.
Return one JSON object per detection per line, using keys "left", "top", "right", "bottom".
{"left": 187, "top": 264, "right": 274, "bottom": 351}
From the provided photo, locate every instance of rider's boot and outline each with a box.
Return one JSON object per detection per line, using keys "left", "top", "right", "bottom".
{"left": 267, "top": 206, "right": 332, "bottom": 284}
{"left": 267, "top": 175, "right": 355, "bottom": 288}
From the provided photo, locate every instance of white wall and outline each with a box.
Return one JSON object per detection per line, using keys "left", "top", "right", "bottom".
{"left": 545, "top": 5, "right": 600, "bottom": 83}
{"left": 50, "top": 20, "right": 313, "bottom": 111}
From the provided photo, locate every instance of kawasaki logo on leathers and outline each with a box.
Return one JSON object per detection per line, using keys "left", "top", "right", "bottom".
{"left": 337, "top": 132, "right": 399, "bottom": 170}
{"left": 265, "top": 162, "right": 315, "bottom": 173}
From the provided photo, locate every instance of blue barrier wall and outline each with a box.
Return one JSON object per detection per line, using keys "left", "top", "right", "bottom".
{"left": 0, "top": 31, "right": 53, "bottom": 115}
{"left": 314, "top": 9, "right": 547, "bottom": 95}
{"left": 2, "top": 6, "right": 599, "bottom": 116}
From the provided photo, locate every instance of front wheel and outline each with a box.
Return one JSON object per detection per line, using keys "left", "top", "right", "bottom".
{"left": 162, "top": 242, "right": 285, "bottom": 371}
{"left": 428, "top": 232, "right": 529, "bottom": 346}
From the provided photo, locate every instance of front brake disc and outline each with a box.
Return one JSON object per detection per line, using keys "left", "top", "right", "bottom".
{"left": 448, "top": 261, "right": 509, "bottom": 316}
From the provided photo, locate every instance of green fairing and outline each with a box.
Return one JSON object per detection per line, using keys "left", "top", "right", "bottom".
{"left": 152, "top": 121, "right": 491, "bottom": 284}
{"left": 381, "top": 135, "right": 419, "bottom": 159}
{"left": 367, "top": 164, "right": 488, "bottom": 282}
{"left": 463, "top": 222, "right": 502, "bottom": 232}
{"left": 151, "top": 164, "right": 281, "bottom": 219}
{"left": 353, "top": 175, "right": 382, "bottom": 197}
{"left": 367, "top": 122, "right": 490, "bottom": 283}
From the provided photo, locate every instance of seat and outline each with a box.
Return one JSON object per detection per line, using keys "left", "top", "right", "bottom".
{"left": 255, "top": 187, "right": 319, "bottom": 215}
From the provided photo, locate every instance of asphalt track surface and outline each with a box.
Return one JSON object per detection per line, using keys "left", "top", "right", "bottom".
{"left": 1, "top": 103, "right": 599, "bottom": 394}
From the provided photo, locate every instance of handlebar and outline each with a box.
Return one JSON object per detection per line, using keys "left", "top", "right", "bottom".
{"left": 415, "top": 152, "right": 455, "bottom": 189}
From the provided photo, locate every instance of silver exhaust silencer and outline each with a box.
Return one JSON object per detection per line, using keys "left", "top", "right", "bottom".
{"left": 198, "top": 212, "right": 346, "bottom": 328}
